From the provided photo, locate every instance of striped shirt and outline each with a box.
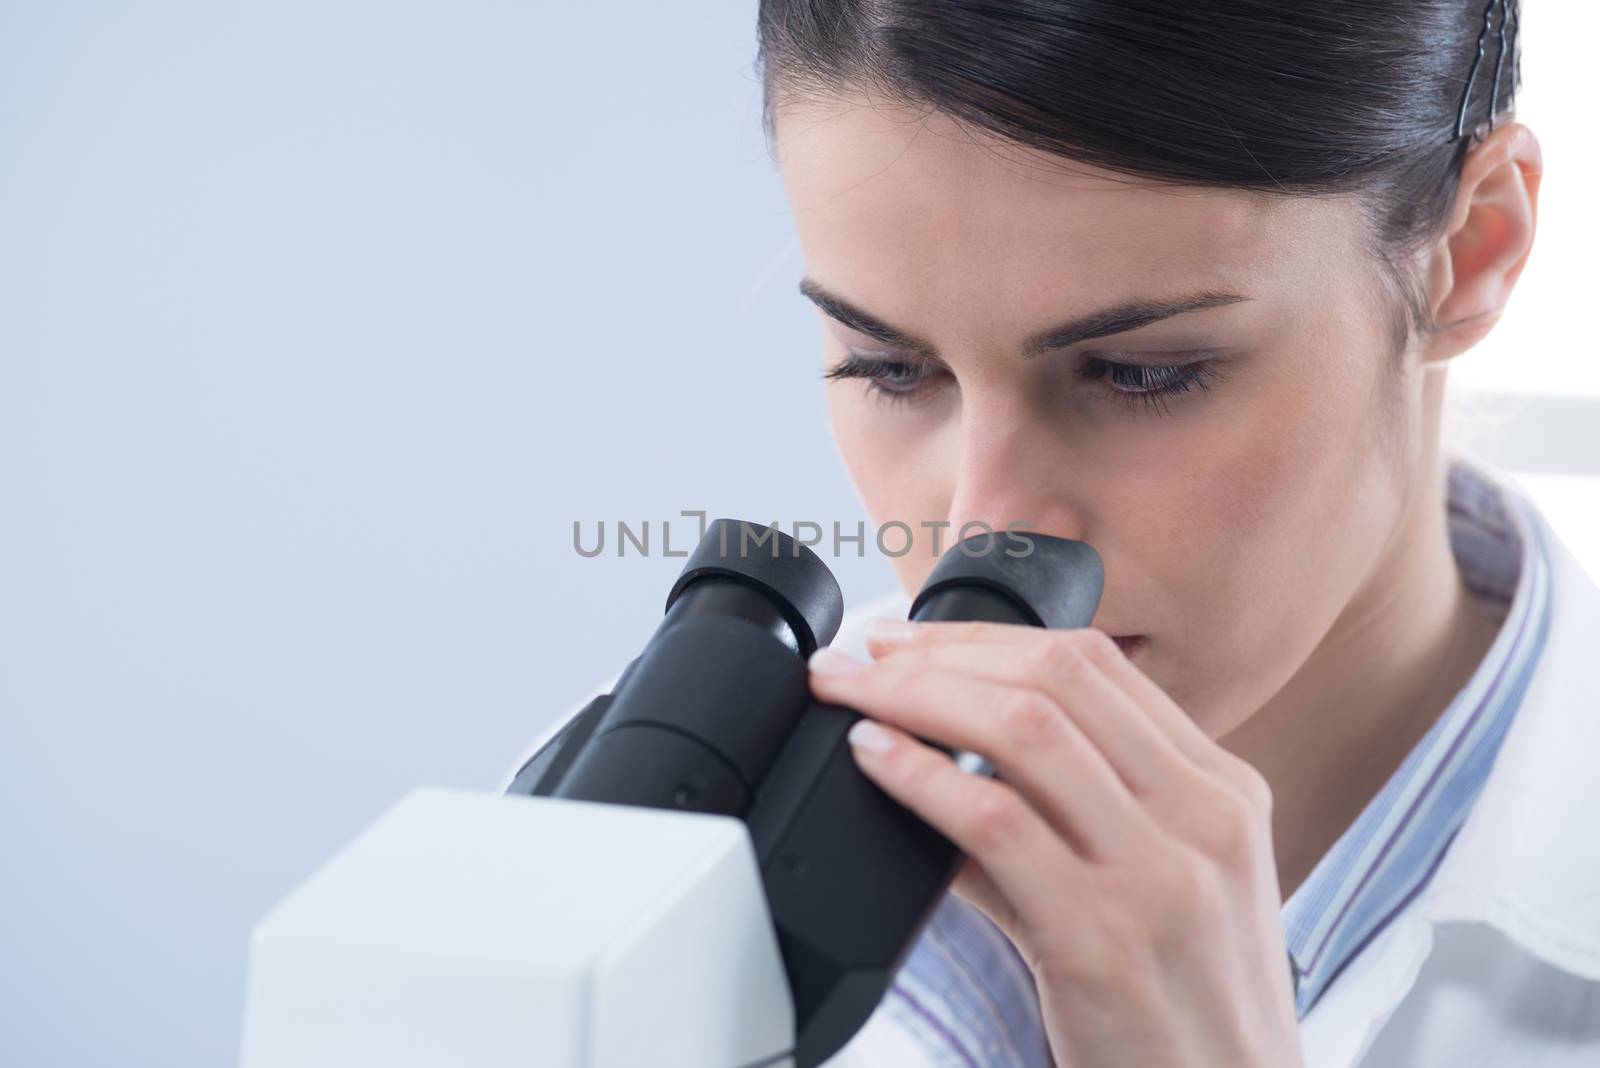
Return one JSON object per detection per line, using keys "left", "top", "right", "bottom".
{"left": 873, "top": 453, "right": 1555, "bottom": 1066}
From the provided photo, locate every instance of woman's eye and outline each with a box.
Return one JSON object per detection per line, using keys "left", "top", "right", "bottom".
{"left": 820, "top": 352, "right": 1225, "bottom": 417}
{"left": 820, "top": 354, "right": 948, "bottom": 408}
{"left": 1079, "top": 357, "right": 1225, "bottom": 418}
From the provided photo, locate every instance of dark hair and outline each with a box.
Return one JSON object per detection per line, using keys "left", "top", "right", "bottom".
{"left": 755, "top": 0, "right": 1522, "bottom": 361}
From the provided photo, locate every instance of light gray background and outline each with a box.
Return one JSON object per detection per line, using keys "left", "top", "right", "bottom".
{"left": 1, "top": 3, "right": 892, "bottom": 1065}
{"left": 2, "top": 4, "right": 1595, "bottom": 1068}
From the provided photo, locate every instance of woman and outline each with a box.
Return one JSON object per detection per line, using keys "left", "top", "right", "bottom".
{"left": 746, "top": 0, "right": 1600, "bottom": 1065}
{"left": 511, "top": 1, "right": 1599, "bottom": 1064}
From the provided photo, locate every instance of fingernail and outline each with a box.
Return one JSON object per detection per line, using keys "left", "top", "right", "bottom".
{"left": 809, "top": 647, "right": 868, "bottom": 675}
{"left": 866, "top": 619, "right": 918, "bottom": 644}
{"left": 847, "top": 718, "right": 896, "bottom": 753}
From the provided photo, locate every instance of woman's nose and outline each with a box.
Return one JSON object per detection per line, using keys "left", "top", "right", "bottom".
{"left": 944, "top": 407, "right": 1086, "bottom": 543}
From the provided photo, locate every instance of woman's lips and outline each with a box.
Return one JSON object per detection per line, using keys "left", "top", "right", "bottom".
{"left": 1111, "top": 634, "right": 1147, "bottom": 658}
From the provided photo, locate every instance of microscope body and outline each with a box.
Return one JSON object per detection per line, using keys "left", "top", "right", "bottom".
{"left": 237, "top": 520, "right": 1102, "bottom": 1068}
{"left": 238, "top": 788, "right": 794, "bottom": 1068}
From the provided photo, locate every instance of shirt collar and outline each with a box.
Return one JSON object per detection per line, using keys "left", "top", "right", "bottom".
{"left": 1407, "top": 457, "right": 1600, "bottom": 982}
{"left": 1281, "top": 452, "right": 1555, "bottom": 1017}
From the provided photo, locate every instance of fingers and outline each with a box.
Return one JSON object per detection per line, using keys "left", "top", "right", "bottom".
{"left": 814, "top": 656, "right": 1154, "bottom": 862}
{"left": 867, "top": 622, "right": 1229, "bottom": 775}
{"left": 863, "top": 629, "right": 1209, "bottom": 802}
{"left": 842, "top": 714, "right": 1089, "bottom": 936}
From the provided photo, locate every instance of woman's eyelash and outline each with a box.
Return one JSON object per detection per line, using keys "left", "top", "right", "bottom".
{"left": 820, "top": 355, "right": 942, "bottom": 403}
{"left": 1079, "top": 357, "right": 1225, "bottom": 417}
{"left": 819, "top": 353, "right": 1224, "bottom": 417}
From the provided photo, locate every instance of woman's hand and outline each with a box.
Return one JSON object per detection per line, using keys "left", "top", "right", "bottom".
{"left": 807, "top": 621, "right": 1303, "bottom": 1068}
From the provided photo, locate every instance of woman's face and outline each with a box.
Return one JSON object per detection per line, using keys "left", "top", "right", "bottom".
{"left": 775, "top": 95, "right": 1439, "bottom": 739}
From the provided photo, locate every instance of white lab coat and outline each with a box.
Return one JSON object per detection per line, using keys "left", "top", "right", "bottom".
{"left": 506, "top": 483, "right": 1600, "bottom": 1067}
{"left": 1292, "top": 489, "right": 1600, "bottom": 1066}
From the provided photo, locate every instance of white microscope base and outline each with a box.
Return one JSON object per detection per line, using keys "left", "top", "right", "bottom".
{"left": 238, "top": 787, "right": 796, "bottom": 1068}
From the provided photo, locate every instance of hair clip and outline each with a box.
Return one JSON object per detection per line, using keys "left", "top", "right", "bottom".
{"left": 1487, "top": 0, "right": 1516, "bottom": 124}
{"left": 1453, "top": 0, "right": 1520, "bottom": 143}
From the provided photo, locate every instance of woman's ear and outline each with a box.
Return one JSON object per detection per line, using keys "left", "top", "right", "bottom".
{"left": 1420, "top": 121, "right": 1544, "bottom": 365}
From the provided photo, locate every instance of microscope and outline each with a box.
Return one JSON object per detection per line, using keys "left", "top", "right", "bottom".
{"left": 237, "top": 519, "right": 1103, "bottom": 1067}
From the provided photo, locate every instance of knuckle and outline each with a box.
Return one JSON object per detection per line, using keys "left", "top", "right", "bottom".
{"left": 1021, "top": 642, "right": 1060, "bottom": 682}
{"left": 963, "top": 784, "right": 1027, "bottom": 847}
{"left": 996, "top": 688, "right": 1061, "bottom": 745}
{"left": 1232, "top": 761, "right": 1275, "bottom": 818}
{"left": 1042, "top": 628, "right": 1115, "bottom": 687}
{"left": 1200, "top": 789, "right": 1264, "bottom": 869}
{"left": 1043, "top": 642, "right": 1094, "bottom": 691}
{"left": 1075, "top": 627, "right": 1122, "bottom": 667}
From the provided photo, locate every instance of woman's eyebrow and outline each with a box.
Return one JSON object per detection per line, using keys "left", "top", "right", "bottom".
{"left": 797, "top": 277, "right": 1250, "bottom": 359}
